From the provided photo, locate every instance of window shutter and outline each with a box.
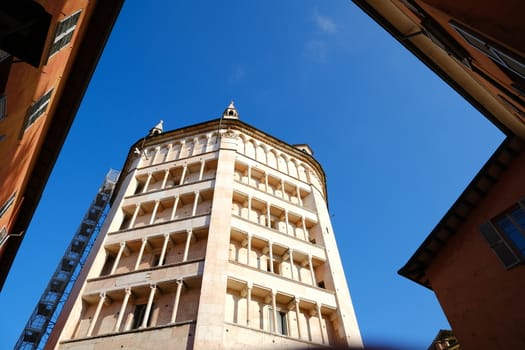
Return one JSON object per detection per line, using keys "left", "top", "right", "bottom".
{"left": 479, "top": 221, "right": 520, "bottom": 268}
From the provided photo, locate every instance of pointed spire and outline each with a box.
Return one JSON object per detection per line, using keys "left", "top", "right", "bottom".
{"left": 148, "top": 120, "right": 163, "bottom": 136}
{"left": 222, "top": 100, "right": 239, "bottom": 119}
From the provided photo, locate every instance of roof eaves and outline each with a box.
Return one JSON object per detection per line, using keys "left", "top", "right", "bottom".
{"left": 398, "top": 136, "right": 523, "bottom": 289}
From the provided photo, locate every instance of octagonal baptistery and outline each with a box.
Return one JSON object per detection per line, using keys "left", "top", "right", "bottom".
{"left": 47, "top": 103, "right": 363, "bottom": 350}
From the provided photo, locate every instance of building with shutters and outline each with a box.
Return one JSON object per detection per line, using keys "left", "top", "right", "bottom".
{"left": 0, "top": 0, "right": 124, "bottom": 291}
{"left": 398, "top": 135, "right": 525, "bottom": 349}
{"left": 45, "top": 103, "right": 363, "bottom": 349}
{"left": 349, "top": 1, "right": 525, "bottom": 348}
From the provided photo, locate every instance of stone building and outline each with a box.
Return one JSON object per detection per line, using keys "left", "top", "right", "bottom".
{"left": 46, "top": 103, "right": 363, "bottom": 349}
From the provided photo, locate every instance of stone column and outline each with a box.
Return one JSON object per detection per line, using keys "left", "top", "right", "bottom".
{"left": 284, "top": 210, "right": 289, "bottom": 235}
{"left": 192, "top": 191, "right": 200, "bottom": 216}
{"left": 149, "top": 200, "right": 160, "bottom": 225}
{"left": 308, "top": 254, "right": 316, "bottom": 286}
{"left": 129, "top": 204, "right": 140, "bottom": 228}
{"left": 286, "top": 248, "right": 295, "bottom": 281}
{"left": 295, "top": 297, "right": 303, "bottom": 339}
{"left": 170, "top": 279, "right": 183, "bottom": 323}
{"left": 302, "top": 217, "right": 309, "bottom": 241}
{"left": 183, "top": 229, "right": 193, "bottom": 262}
{"left": 316, "top": 302, "right": 325, "bottom": 344}
{"left": 268, "top": 240, "right": 274, "bottom": 273}
{"left": 170, "top": 196, "right": 179, "bottom": 220}
{"left": 247, "top": 234, "right": 252, "bottom": 267}
{"left": 111, "top": 242, "right": 127, "bottom": 275}
{"left": 190, "top": 137, "right": 198, "bottom": 156}
{"left": 266, "top": 204, "right": 271, "bottom": 229}
{"left": 143, "top": 173, "right": 152, "bottom": 193}
{"left": 134, "top": 238, "right": 148, "bottom": 270}
{"left": 141, "top": 284, "right": 157, "bottom": 328}
{"left": 199, "top": 160, "right": 206, "bottom": 181}
{"left": 114, "top": 288, "right": 131, "bottom": 332}
{"left": 158, "top": 233, "right": 171, "bottom": 266}
{"left": 247, "top": 195, "right": 252, "bottom": 221}
{"left": 297, "top": 185, "right": 303, "bottom": 206}
{"left": 246, "top": 283, "right": 253, "bottom": 327}
{"left": 161, "top": 169, "right": 170, "bottom": 189}
{"left": 203, "top": 135, "right": 211, "bottom": 153}
{"left": 164, "top": 143, "right": 172, "bottom": 162}
{"left": 86, "top": 292, "right": 106, "bottom": 336}
{"left": 179, "top": 165, "right": 188, "bottom": 185}
{"left": 271, "top": 290, "right": 278, "bottom": 333}
{"left": 152, "top": 146, "right": 160, "bottom": 165}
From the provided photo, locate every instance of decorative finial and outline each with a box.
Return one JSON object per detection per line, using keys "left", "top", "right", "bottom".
{"left": 148, "top": 120, "right": 163, "bottom": 136}
{"left": 222, "top": 101, "right": 239, "bottom": 119}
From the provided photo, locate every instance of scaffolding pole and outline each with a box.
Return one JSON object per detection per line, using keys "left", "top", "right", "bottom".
{"left": 14, "top": 169, "right": 120, "bottom": 350}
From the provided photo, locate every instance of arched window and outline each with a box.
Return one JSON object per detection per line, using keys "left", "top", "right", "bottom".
{"left": 256, "top": 144, "right": 267, "bottom": 164}
{"left": 267, "top": 150, "right": 277, "bottom": 168}
{"left": 245, "top": 140, "right": 256, "bottom": 159}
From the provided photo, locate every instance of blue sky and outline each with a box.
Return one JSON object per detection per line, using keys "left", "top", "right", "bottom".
{"left": 0, "top": 1, "right": 504, "bottom": 349}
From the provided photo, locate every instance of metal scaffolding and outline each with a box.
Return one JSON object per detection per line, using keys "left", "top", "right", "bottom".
{"left": 15, "top": 169, "right": 120, "bottom": 350}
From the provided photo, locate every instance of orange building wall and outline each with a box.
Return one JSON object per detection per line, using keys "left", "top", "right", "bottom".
{"left": 0, "top": 0, "right": 97, "bottom": 288}
{"left": 426, "top": 148, "right": 525, "bottom": 349}
{"left": 419, "top": 0, "right": 525, "bottom": 55}
{"left": 415, "top": 0, "right": 525, "bottom": 124}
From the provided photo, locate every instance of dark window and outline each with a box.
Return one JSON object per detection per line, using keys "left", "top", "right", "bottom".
{"left": 135, "top": 181, "right": 145, "bottom": 194}
{"left": 0, "top": 95, "right": 6, "bottom": 121}
{"left": 152, "top": 253, "right": 164, "bottom": 267}
{"left": 480, "top": 202, "right": 525, "bottom": 269}
{"left": 24, "top": 89, "right": 53, "bottom": 131}
{"left": 131, "top": 304, "right": 153, "bottom": 329}
{"left": 278, "top": 311, "right": 288, "bottom": 335}
{"left": 421, "top": 18, "right": 470, "bottom": 68}
{"left": 317, "top": 281, "right": 325, "bottom": 289}
{"left": 120, "top": 213, "right": 132, "bottom": 230}
{"left": 100, "top": 255, "right": 115, "bottom": 276}
{"left": 48, "top": 11, "right": 81, "bottom": 58}
{"left": 450, "top": 21, "right": 525, "bottom": 80}
{"left": 269, "top": 308, "right": 288, "bottom": 335}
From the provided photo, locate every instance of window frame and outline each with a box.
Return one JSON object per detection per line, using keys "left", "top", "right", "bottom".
{"left": 267, "top": 307, "right": 288, "bottom": 336}
{"left": 23, "top": 89, "right": 54, "bottom": 133}
{"left": 480, "top": 200, "right": 525, "bottom": 269}
{"left": 131, "top": 303, "right": 154, "bottom": 329}
{"left": 0, "top": 192, "right": 16, "bottom": 218}
{"left": 0, "top": 226, "right": 8, "bottom": 247}
{"left": 47, "top": 10, "right": 82, "bottom": 59}
{"left": 450, "top": 20, "right": 525, "bottom": 80}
